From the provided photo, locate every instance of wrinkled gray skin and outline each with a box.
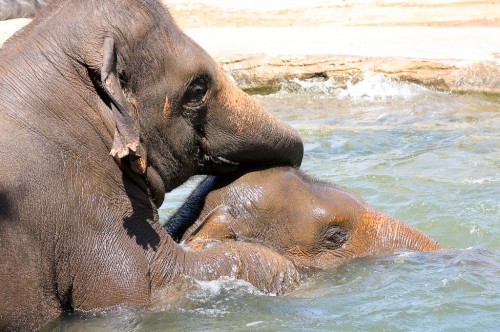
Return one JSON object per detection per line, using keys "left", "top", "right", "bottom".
{"left": 0, "top": 0, "right": 46, "bottom": 20}
{"left": 166, "top": 167, "right": 441, "bottom": 270}
{"left": 0, "top": 1, "right": 303, "bottom": 330}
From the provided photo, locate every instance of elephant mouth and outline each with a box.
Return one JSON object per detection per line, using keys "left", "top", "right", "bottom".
{"left": 199, "top": 154, "right": 299, "bottom": 179}
{"left": 199, "top": 155, "right": 283, "bottom": 176}
{"left": 199, "top": 154, "right": 240, "bottom": 175}
{"left": 145, "top": 165, "right": 167, "bottom": 207}
{"left": 121, "top": 162, "right": 167, "bottom": 208}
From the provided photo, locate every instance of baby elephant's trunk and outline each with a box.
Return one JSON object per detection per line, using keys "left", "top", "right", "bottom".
{"left": 359, "top": 210, "right": 442, "bottom": 254}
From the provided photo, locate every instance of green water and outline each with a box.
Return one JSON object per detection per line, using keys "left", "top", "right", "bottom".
{"left": 53, "top": 74, "right": 499, "bottom": 331}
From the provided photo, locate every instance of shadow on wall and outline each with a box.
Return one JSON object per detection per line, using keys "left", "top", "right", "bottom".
{"left": 0, "top": 0, "right": 47, "bottom": 20}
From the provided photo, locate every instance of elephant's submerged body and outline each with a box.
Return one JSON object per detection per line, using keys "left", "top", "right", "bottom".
{"left": 0, "top": 0, "right": 303, "bottom": 330}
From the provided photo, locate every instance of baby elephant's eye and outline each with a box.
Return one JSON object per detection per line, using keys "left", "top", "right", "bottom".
{"left": 324, "top": 226, "right": 349, "bottom": 249}
{"left": 184, "top": 76, "right": 209, "bottom": 108}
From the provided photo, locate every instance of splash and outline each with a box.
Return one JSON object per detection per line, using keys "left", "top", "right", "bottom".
{"left": 176, "top": 277, "right": 264, "bottom": 317}
{"left": 337, "top": 71, "right": 430, "bottom": 102}
{"left": 285, "top": 77, "right": 339, "bottom": 95}
{"left": 190, "top": 276, "right": 264, "bottom": 299}
{"left": 281, "top": 70, "right": 430, "bottom": 102}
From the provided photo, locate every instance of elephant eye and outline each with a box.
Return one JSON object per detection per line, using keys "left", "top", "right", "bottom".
{"left": 323, "top": 226, "right": 349, "bottom": 249}
{"left": 184, "top": 76, "right": 209, "bottom": 108}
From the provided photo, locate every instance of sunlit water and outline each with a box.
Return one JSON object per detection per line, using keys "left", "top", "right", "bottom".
{"left": 52, "top": 72, "right": 499, "bottom": 331}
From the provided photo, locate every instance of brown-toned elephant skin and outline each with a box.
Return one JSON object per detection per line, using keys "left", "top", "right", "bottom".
{"left": 166, "top": 167, "right": 441, "bottom": 271}
{"left": 0, "top": 1, "right": 303, "bottom": 330}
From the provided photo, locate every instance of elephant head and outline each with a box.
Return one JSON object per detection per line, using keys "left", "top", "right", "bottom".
{"left": 5, "top": 0, "right": 302, "bottom": 207}
{"left": 166, "top": 167, "right": 441, "bottom": 270}
{"left": 90, "top": 1, "right": 303, "bottom": 206}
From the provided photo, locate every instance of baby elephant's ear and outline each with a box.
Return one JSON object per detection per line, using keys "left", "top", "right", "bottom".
{"left": 100, "top": 35, "right": 141, "bottom": 160}
{"left": 185, "top": 205, "right": 237, "bottom": 249}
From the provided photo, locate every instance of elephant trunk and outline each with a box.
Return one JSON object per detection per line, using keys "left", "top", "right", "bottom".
{"left": 359, "top": 210, "right": 441, "bottom": 254}
{"left": 201, "top": 72, "right": 304, "bottom": 173}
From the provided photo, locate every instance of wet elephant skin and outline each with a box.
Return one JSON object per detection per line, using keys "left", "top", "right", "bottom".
{"left": 0, "top": 1, "right": 303, "bottom": 330}
{"left": 166, "top": 167, "right": 441, "bottom": 270}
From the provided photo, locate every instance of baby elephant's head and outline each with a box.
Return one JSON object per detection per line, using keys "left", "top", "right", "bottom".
{"left": 166, "top": 167, "right": 441, "bottom": 270}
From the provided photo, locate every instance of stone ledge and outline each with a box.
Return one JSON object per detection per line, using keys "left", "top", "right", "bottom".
{"left": 218, "top": 54, "right": 500, "bottom": 96}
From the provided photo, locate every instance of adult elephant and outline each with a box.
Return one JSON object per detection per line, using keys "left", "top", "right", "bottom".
{"left": 166, "top": 167, "right": 441, "bottom": 271}
{"left": 0, "top": 0, "right": 303, "bottom": 330}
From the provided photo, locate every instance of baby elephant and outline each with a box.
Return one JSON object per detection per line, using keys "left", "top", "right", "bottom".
{"left": 165, "top": 167, "right": 441, "bottom": 272}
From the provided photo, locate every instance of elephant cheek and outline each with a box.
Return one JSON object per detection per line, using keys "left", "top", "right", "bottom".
{"left": 309, "top": 247, "right": 362, "bottom": 269}
{"left": 285, "top": 246, "right": 345, "bottom": 270}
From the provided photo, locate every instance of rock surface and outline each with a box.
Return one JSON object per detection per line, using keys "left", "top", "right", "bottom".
{"left": 1, "top": 0, "right": 499, "bottom": 95}
{"left": 184, "top": 27, "right": 500, "bottom": 95}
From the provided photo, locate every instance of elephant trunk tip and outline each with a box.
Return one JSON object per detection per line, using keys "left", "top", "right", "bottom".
{"left": 404, "top": 235, "right": 442, "bottom": 252}
{"left": 372, "top": 211, "right": 442, "bottom": 253}
{"left": 276, "top": 127, "right": 304, "bottom": 168}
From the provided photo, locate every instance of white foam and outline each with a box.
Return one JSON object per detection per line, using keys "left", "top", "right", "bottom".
{"left": 283, "top": 70, "right": 430, "bottom": 102}
{"left": 288, "top": 77, "right": 339, "bottom": 94}
{"left": 462, "top": 176, "right": 499, "bottom": 185}
{"left": 469, "top": 224, "right": 480, "bottom": 235}
{"left": 246, "top": 321, "right": 265, "bottom": 327}
{"left": 191, "top": 276, "right": 264, "bottom": 298}
{"left": 338, "top": 71, "right": 429, "bottom": 102}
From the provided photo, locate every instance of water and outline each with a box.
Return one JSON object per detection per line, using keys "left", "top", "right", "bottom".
{"left": 52, "top": 72, "right": 499, "bottom": 331}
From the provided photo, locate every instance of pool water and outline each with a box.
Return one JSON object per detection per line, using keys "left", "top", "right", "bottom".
{"left": 52, "top": 72, "right": 499, "bottom": 331}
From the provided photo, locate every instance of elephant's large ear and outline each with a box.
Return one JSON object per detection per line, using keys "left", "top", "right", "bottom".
{"left": 100, "top": 35, "right": 142, "bottom": 161}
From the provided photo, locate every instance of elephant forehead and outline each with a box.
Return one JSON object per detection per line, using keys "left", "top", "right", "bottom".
{"left": 161, "top": 48, "right": 216, "bottom": 88}
{"left": 312, "top": 206, "right": 328, "bottom": 218}
{"left": 226, "top": 182, "right": 264, "bottom": 200}
{"left": 320, "top": 186, "right": 366, "bottom": 212}
{"left": 224, "top": 182, "right": 265, "bottom": 217}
